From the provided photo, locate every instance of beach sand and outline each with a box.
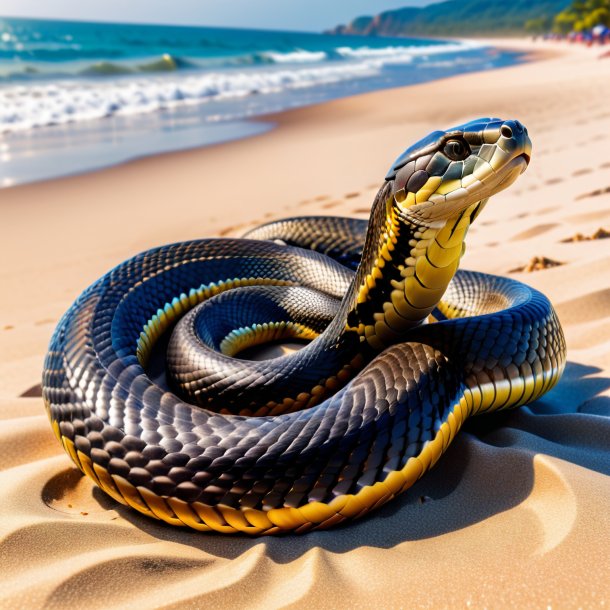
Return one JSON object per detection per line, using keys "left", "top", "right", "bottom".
{"left": 1, "top": 39, "right": 609, "bottom": 608}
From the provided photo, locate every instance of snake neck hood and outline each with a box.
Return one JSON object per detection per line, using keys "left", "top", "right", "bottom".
{"left": 341, "top": 117, "right": 532, "bottom": 351}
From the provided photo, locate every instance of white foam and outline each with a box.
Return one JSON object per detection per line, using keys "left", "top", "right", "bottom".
{"left": 261, "top": 49, "right": 327, "bottom": 63}
{"left": 0, "top": 40, "right": 487, "bottom": 133}
{"left": 336, "top": 40, "right": 485, "bottom": 62}
{"left": 0, "top": 62, "right": 377, "bottom": 133}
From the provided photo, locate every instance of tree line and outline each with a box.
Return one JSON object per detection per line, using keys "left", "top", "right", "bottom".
{"left": 526, "top": 0, "right": 610, "bottom": 35}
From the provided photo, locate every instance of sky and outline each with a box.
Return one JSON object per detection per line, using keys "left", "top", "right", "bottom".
{"left": 0, "top": 0, "right": 433, "bottom": 32}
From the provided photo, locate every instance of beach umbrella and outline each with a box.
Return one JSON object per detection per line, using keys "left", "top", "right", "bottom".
{"left": 592, "top": 24, "right": 607, "bottom": 37}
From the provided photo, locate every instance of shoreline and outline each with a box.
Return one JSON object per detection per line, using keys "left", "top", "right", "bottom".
{"left": 0, "top": 38, "right": 528, "bottom": 188}
{"left": 0, "top": 38, "right": 593, "bottom": 384}
{"left": 1, "top": 37, "right": 610, "bottom": 609}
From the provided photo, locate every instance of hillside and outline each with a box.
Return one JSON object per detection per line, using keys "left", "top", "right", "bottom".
{"left": 327, "top": 0, "right": 570, "bottom": 36}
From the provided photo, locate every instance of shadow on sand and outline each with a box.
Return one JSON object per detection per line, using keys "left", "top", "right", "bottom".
{"left": 69, "top": 359, "right": 610, "bottom": 562}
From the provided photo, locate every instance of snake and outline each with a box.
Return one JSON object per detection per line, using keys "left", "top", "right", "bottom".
{"left": 42, "top": 117, "right": 566, "bottom": 535}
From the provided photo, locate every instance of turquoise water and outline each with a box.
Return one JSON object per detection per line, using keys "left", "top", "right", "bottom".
{"left": 0, "top": 18, "right": 482, "bottom": 79}
{"left": 0, "top": 18, "right": 524, "bottom": 185}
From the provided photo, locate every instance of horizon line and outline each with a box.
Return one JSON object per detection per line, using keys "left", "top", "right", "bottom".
{"left": 0, "top": 13, "right": 335, "bottom": 35}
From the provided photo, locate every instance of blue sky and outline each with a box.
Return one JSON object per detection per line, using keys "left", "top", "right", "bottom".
{"left": 0, "top": 0, "right": 433, "bottom": 31}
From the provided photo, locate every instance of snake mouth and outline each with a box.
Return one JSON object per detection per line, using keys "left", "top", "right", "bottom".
{"left": 510, "top": 152, "right": 530, "bottom": 171}
{"left": 497, "top": 153, "right": 530, "bottom": 187}
{"left": 517, "top": 152, "right": 531, "bottom": 173}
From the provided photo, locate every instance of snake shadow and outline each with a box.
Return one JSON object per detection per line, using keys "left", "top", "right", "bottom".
{"left": 95, "top": 360, "right": 610, "bottom": 561}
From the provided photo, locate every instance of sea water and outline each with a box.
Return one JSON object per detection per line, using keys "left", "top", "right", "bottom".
{"left": 0, "top": 18, "right": 524, "bottom": 185}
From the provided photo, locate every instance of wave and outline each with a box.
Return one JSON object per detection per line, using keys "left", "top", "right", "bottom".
{"left": 0, "top": 40, "right": 488, "bottom": 133}
{"left": 0, "top": 53, "right": 200, "bottom": 81}
{"left": 0, "top": 50, "right": 324, "bottom": 80}
{"left": 80, "top": 53, "right": 199, "bottom": 76}
{"left": 335, "top": 40, "right": 485, "bottom": 62}
{"left": 0, "top": 62, "right": 378, "bottom": 133}
{"left": 258, "top": 49, "right": 328, "bottom": 64}
{"left": 217, "top": 41, "right": 484, "bottom": 67}
{"left": 0, "top": 40, "right": 485, "bottom": 81}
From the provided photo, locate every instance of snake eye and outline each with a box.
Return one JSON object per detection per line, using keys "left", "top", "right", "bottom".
{"left": 443, "top": 138, "right": 470, "bottom": 161}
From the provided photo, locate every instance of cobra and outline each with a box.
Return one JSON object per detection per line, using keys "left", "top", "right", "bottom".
{"left": 42, "top": 117, "right": 566, "bottom": 535}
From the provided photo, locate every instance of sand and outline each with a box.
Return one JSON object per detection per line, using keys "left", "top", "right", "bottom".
{"left": 1, "top": 38, "right": 609, "bottom": 609}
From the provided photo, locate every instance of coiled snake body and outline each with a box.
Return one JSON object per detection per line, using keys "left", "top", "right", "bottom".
{"left": 43, "top": 118, "right": 566, "bottom": 534}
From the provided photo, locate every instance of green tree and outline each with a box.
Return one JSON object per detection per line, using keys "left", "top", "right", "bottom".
{"left": 553, "top": 10, "right": 578, "bottom": 32}
{"left": 525, "top": 16, "right": 552, "bottom": 33}
{"left": 553, "top": 0, "right": 610, "bottom": 33}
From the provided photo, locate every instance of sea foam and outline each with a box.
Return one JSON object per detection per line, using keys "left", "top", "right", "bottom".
{"left": 0, "top": 40, "right": 486, "bottom": 133}
{"left": 0, "top": 62, "right": 377, "bottom": 132}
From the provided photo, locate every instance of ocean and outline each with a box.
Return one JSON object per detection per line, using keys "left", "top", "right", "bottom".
{"left": 0, "top": 18, "right": 524, "bottom": 186}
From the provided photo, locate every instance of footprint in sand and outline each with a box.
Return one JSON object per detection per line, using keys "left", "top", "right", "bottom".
{"left": 344, "top": 192, "right": 360, "bottom": 199}
{"left": 20, "top": 383, "right": 42, "bottom": 398}
{"left": 217, "top": 225, "right": 243, "bottom": 237}
{"left": 544, "top": 177, "right": 563, "bottom": 186}
{"left": 510, "top": 223, "right": 559, "bottom": 241}
{"left": 575, "top": 186, "right": 610, "bottom": 201}
{"left": 564, "top": 209, "right": 610, "bottom": 223}
{"left": 572, "top": 168, "right": 592, "bottom": 177}
{"left": 34, "top": 319, "right": 55, "bottom": 326}
{"left": 321, "top": 200, "right": 342, "bottom": 209}
{"left": 536, "top": 206, "right": 555, "bottom": 216}
{"left": 3, "top": 325, "right": 14, "bottom": 330}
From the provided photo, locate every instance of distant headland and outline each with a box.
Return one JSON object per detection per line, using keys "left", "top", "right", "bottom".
{"left": 326, "top": 0, "right": 571, "bottom": 37}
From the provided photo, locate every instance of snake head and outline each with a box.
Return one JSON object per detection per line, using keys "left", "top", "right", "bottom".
{"left": 386, "top": 117, "right": 532, "bottom": 226}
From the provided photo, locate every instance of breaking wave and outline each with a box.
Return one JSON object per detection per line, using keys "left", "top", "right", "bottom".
{"left": 0, "top": 62, "right": 379, "bottom": 132}
{"left": 0, "top": 40, "right": 487, "bottom": 133}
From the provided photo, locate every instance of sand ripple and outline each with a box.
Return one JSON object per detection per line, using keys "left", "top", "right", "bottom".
{"left": 0, "top": 384, "right": 608, "bottom": 609}
{"left": 2, "top": 38, "right": 610, "bottom": 609}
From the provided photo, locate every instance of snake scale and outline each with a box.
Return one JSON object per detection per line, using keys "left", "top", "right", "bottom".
{"left": 42, "top": 117, "right": 566, "bottom": 535}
